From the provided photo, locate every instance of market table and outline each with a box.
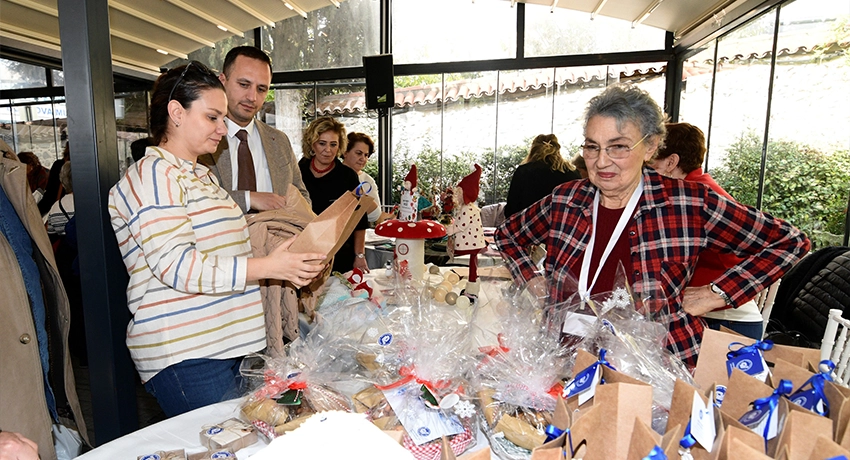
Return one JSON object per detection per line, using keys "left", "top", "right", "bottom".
{"left": 75, "top": 397, "right": 496, "bottom": 459}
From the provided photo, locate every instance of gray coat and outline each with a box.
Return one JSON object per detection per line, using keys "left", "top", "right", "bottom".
{"left": 199, "top": 121, "right": 310, "bottom": 212}
{"left": 0, "top": 156, "right": 89, "bottom": 460}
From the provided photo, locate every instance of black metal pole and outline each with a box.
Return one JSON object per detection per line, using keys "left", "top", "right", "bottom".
{"left": 57, "top": 0, "right": 139, "bottom": 445}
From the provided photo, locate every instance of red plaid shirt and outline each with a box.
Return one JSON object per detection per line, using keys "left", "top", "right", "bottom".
{"left": 496, "top": 168, "right": 810, "bottom": 366}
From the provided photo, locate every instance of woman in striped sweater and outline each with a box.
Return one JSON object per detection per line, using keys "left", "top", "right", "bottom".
{"left": 108, "top": 62, "right": 327, "bottom": 417}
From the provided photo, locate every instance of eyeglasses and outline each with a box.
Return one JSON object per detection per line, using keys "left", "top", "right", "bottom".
{"left": 581, "top": 133, "right": 649, "bottom": 159}
{"left": 167, "top": 61, "right": 193, "bottom": 103}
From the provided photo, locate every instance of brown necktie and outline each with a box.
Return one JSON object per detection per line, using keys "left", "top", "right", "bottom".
{"left": 235, "top": 129, "right": 257, "bottom": 192}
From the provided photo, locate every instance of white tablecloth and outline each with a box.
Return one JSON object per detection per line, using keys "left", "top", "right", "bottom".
{"left": 76, "top": 398, "right": 496, "bottom": 459}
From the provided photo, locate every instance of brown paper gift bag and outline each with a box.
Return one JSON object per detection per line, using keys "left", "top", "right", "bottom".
{"left": 665, "top": 378, "right": 717, "bottom": 460}
{"left": 439, "top": 437, "right": 491, "bottom": 460}
{"left": 774, "top": 407, "right": 833, "bottom": 459}
{"left": 710, "top": 424, "right": 766, "bottom": 460}
{"left": 808, "top": 434, "right": 850, "bottom": 459}
{"left": 288, "top": 190, "right": 373, "bottom": 260}
{"left": 626, "top": 417, "right": 675, "bottom": 460}
{"left": 693, "top": 329, "right": 759, "bottom": 390}
{"left": 530, "top": 397, "right": 572, "bottom": 460}
{"left": 565, "top": 382, "right": 653, "bottom": 460}
{"left": 726, "top": 438, "right": 773, "bottom": 459}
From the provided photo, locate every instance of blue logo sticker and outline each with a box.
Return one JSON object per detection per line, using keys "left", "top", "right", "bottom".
{"left": 139, "top": 456, "right": 161, "bottom": 460}
{"left": 210, "top": 452, "right": 235, "bottom": 459}
{"left": 206, "top": 426, "right": 223, "bottom": 436}
{"left": 417, "top": 426, "right": 431, "bottom": 437}
{"left": 378, "top": 333, "right": 393, "bottom": 346}
{"left": 739, "top": 407, "right": 768, "bottom": 426}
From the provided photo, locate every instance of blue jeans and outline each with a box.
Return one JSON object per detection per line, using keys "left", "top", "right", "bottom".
{"left": 144, "top": 357, "right": 243, "bottom": 418}
{"left": 704, "top": 318, "right": 763, "bottom": 341}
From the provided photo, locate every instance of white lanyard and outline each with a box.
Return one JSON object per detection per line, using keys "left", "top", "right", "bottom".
{"left": 578, "top": 178, "right": 644, "bottom": 301}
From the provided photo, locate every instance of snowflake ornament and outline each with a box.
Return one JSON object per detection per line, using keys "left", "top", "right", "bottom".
{"left": 601, "top": 287, "right": 632, "bottom": 311}
{"left": 454, "top": 400, "right": 476, "bottom": 419}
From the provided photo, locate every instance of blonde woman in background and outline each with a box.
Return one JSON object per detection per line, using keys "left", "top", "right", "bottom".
{"left": 504, "top": 134, "right": 582, "bottom": 218}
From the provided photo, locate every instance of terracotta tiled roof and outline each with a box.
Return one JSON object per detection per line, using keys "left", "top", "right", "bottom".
{"left": 311, "top": 36, "right": 848, "bottom": 116}
{"left": 312, "top": 63, "right": 667, "bottom": 115}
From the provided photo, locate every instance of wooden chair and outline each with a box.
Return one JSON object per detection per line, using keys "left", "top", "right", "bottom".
{"left": 820, "top": 308, "right": 850, "bottom": 386}
{"left": 756, "top": 279, "right": 781, "bottom": 339}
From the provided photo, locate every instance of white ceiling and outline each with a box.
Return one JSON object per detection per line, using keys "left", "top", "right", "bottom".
{"left": 0, "top": 0, "right": 759, "bottom": 80}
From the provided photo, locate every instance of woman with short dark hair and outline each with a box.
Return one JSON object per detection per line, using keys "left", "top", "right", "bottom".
{"left": 497, "top": 84, "right": 809, "bottom": 366}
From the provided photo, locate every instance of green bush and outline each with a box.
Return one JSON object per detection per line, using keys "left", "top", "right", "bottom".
{"left": 712, "top": 131, "right": 850, "bottom": 247}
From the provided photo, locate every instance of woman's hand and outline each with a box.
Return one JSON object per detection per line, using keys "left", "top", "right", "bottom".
{"left": 0, "top": 431, "right": 39, "bottom": 460}
{"left": 353, "top": 255, "right": 370, "bottom": 273}
{"left": 682, "top": 285, "right": 728, "bottom": 317}
{"left": 248, "top": 237, "right": 327, "bottom": 287}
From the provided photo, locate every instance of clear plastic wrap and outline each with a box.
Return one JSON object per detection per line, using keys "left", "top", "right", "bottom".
{"left": 469, "top": 279, "right": 573, "bottom": 460}
{"left": 238, "top": 323, "right": 364, "bottom": 439}
{"left": 351, "top": 283, "right": 479, "bottom": 460}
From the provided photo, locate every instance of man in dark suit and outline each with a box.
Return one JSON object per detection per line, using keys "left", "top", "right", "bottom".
{"left": 199, "top": 46, "right": 310, "bottom": 212}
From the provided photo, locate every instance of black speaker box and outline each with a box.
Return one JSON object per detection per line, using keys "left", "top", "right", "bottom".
{"left": 363, "top": 54, "right": 394, "bottom": 110}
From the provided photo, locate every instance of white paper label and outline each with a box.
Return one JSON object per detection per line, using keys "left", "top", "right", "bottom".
{"left": 561, "top": 312, "right": 597, "bottom": 336}
{"left": 382, "top": 383, "right": 464, "bottom": 445}
{"left": 690, "top": 391, "right": 716, "bottom": 452}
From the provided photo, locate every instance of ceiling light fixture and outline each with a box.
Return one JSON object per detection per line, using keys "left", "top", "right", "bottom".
{"left": 217, "top": 24, "right": 228, "bottom": 32}
{"left": 156, "top": 49, "right": 169, "bottom": 55}
{"left": 591, "top": 0, "right": 608, "bottom": 20}
{"left": 632, "top": 0, "right": 663, "bottom": 28}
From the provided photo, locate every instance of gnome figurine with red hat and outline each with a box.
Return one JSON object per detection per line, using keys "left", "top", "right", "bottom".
{"left": 399, "top": 164, "right": 418, "bottom": 222}
{"left": 446, "top": 164, "right": 486, "bottom": 300}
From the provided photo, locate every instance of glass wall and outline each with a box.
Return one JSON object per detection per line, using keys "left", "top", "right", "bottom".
{"left": 263, "top": 0, "right": 379, "bottom": 72}
{"left": 680, "top": 0, "right": 850, "bottom": 247}
{"left": 392, "top": 0, "right": 516, "bottom": 64}
{"left": 525, "top": 4, "right": 667, "bottom": 56}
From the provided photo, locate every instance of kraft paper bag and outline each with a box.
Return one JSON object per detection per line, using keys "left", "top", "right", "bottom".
{"left": 693, "top": 328, "right": 758, "bottom": 390}
{"left": 824, "top": 380, "right": 850, "bottom": 445}
{"left": 719, "top": 369, "right": 776, "bottom": 420}
{"left": 769, "top": 358, "right": 815, "bottom": 390}
{"left": 288, "top": 190, "right": 373, "bottom": 261}
{"left": 530, "top": 398, "right": 571, "bottom": 460}
{"left": 774, "top": 408, "right": 833, "bottom": 460}
{"left": 626, "top": 417, "right": 664, "bottom": 460}
{"left": 565, "top": 382, "right": 653, "bottom": 460}
{"left": 440, "top": 437, "right": 491, "bottom": 460}
{"left": 807, "top": 434, "right": 850, "bottom": 459}
{"left": 666, "top": 379, "right": 716, "bottom": 460}
{"left": 726, "top": 438, "right": 773, "bottom": 459}
{"left": 710, "top": 425, "right": 765, "bottom": 460}
{"left": 763, "top": 344, "right": 822, "bottom": 370}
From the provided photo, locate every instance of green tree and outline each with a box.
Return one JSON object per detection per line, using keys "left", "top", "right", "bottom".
{"left": 713, "top": 131, "right": 850, "bottom": 247}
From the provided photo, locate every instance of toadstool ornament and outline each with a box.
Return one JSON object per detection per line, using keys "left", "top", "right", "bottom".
{"left": 374, "top": 219, "right": 446, "bottom": 281}
{"left": 446, "top": 164, "right": 486, "bottom": 284}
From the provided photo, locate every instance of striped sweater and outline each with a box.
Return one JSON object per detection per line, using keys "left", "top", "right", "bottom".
{"left": 108, "top": 147, "right": 265, "bottom": 382}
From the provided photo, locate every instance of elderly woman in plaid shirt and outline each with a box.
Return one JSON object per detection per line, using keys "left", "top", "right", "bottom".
{"left": 495, "top": 84, "right": 809, "bottom": 367}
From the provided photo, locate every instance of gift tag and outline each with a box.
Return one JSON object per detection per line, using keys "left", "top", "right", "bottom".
{"left": 789, "top": 388, "right": 826, "bottom": 415}
{"left": 562, "top": 363, "right": 601, "bottom": 405}
{"left": 739, "top": 406, "right": 779, "bottom": 440}
{"left": 726, "top": 349, "right": 769, "bottom": 382}
{"left": 690, "top": 391, "right": 716, "bottom": 452}
{"left": 562, "top": 312, "right": 597, "bottom": 337}
{"left": 382, "top": 383, "right": 464, "bottom": 446}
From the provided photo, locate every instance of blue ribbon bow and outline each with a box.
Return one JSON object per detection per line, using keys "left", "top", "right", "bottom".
{"left": 790, "top": 359, "right": 835, "bottom": 416}
{"left": 564, "top": 349, "right": 617, "bottom": 397}
{"left": 726, "top": 340, "right": 774, "bottom": 360}
{"left": 680, "top": 420, "right": 697, "bottom": 451}
{"left": 750, "top": 379, "right": 793, "bottom": 452}
{"left": 543, "top": 425, "right": 574, "bottom": 456}
{"left": 643, "top": 445, "right": 667, "bottom": 460}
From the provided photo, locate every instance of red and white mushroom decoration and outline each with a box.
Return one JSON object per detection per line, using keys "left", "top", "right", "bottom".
{"left": 375, "top": 219, "right": 447, "bottom": 281}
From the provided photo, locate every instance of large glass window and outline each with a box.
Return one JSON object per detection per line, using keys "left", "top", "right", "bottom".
{"left": 0, "top": 59, "right": 47, "bottom": 90}
{"left": 677, "top": 43, "right": 716, "bottom": 153}
{"left": 762, "top": 0, "right": 850, "bottom": 246}
{"left": 392, "top": 0, "right": 516, "bottom": 65}
{"left": 525, "top": 5, "right": 667, "bottom": 57}
{"left": 263, "top": 0, "right": 379, "bottom": 72}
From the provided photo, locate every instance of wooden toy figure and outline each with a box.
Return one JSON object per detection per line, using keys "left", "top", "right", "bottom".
{"left": 398, "top": 164, "right": 418, "bottom": 221}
